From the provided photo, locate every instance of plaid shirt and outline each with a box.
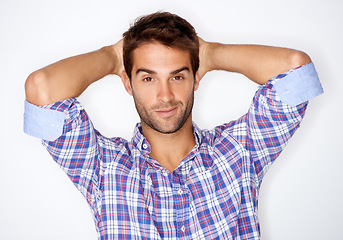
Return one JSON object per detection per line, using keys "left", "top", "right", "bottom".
{"left": 24, "top": 63, "right": 323, "bottom": 239}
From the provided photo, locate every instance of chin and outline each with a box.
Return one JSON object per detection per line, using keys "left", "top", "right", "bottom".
{"left": 149, "top": 122, "right": 183, "bottom": 134}
{"left": 142, "top": 117, "right": 187, "bottom": 134}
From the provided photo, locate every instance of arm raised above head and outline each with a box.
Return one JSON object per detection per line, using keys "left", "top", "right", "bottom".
{"left": 198, "top": 38, "right": 312, "bottom": 84}
{"left": 25, "top": 39, "right": 124, "bottom": 106}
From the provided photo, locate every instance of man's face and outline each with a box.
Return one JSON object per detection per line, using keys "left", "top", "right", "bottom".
{"left": 122, "top": 42, "right": 199, "bottom": 134}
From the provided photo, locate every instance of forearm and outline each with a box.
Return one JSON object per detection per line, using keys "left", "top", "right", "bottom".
{"left": 203, "top": 42, "right": 312, "bottom": 85}
{"left": 25, "top": 45, "right": 120, "bottom": 105}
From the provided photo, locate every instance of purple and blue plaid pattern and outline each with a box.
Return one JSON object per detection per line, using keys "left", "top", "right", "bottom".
{"left": 40, "top": 69, "right": 308, "bottom": 239}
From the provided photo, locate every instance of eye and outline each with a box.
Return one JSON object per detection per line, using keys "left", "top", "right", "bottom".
{"left": 143, "top": 77, "right": 153, "bottom": 82}
{"left": 172, "top": 76, "right": 184, "bottom": 81}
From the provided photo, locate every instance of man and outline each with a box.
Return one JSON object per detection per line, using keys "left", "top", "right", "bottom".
{"left": 24, "top": 12, "right": 323, "bottom": 239}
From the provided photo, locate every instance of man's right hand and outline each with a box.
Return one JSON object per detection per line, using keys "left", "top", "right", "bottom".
{"left": 25, "top": 39, "right": 123, "bottom": 106}
{"left": 110, "top": 39, "right": 124, "bottom": 77}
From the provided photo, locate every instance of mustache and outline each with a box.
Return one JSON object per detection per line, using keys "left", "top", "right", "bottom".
{"left": 151, "top": 101, "right": 181, "bottom": 111}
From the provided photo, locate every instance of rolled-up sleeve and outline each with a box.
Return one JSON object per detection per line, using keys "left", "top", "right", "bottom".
{"left": 226, "top": 62, "right": 323, "bottom": 185}
{"left": 24, "top": 98, "right": 101, "bottom": 203}
{"left": 252, "top": 62, "right": 323, "bottom": 181}
{"left": 274, "top": 62, "right": 323, "bottom": 106}
{"left": 24, "top": 99, "right": 74, "bottom": 141}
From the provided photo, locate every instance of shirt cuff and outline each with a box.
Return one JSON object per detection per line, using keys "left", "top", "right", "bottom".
{"left": 24, "top": 100, "right": 66, "bottom": 141}
{"left": 274, "top": 62, "right": 323, "bottom": 106}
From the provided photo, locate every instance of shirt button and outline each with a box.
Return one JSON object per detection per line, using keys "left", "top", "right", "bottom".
{"left": 181, "top": 225, "right": 186, "bottom": 232}
{"left": 178, "top": 189, "right": 183, "bottom": 195}
{"left": 142, "top": 143, "right": 148, "bottom": 149}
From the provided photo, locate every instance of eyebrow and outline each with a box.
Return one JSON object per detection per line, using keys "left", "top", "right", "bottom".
{"left": 170, "top": 67, "right": 190, "bottom": 75}
{"left": 135, "top": 66, "right": 190, "bottom": 76}
{"left": 135, "top": 68, "right": 156, "bottom": 75}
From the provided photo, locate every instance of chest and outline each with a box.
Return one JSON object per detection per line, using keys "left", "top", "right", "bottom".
{"left": 95, "top": 143, "right": 257, "bottom": 239}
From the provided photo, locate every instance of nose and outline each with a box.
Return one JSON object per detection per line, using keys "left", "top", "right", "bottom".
{"left": 157, "top": 81, "right": 174, "bottom": 103}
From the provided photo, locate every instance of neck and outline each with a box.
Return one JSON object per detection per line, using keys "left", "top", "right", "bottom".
{"left": 141, "top": 115, "right": 195, "bottom": 172}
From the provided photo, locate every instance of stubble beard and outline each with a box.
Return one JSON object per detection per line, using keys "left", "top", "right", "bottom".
{"left": 132, "top": 91, "right": 194, "bottom": 134}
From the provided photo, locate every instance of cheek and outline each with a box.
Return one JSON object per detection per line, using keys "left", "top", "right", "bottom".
{"left": 132, "top": 88, "right": 155, "bottom": 106}
{"left": 175, "top": 84, "right": 194, "bottom": 99}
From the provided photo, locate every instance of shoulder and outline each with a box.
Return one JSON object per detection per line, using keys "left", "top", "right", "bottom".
{"left": 197, "top": 120, "right": 247, "bottom": 148}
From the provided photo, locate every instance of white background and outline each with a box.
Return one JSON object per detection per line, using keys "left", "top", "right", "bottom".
{"left": 0, "top": 0, "right": 342, "bottom": 239}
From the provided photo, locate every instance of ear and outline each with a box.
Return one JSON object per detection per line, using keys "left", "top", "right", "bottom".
{"left": 121, "top": 71, "right": 133, "bottom": 96}
{"left": 194, "top": 72, "right": 200, "bottom": 91}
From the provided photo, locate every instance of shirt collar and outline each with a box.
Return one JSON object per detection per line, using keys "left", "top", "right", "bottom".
{"left": 130, "top": 122, "right": 206, "bottom": 170}
{"left": 131, "top": 123, "right": 151, "bottom": 155}
{"left": 192, "top": 121, "right": 203, "bottom": 149}
{"left": 131, "top": 122, "right": 203, "bottom": 152}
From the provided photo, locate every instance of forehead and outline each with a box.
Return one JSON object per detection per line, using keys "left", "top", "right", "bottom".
{"left": 132, "top": 42, "right": 192, "bottom": 74}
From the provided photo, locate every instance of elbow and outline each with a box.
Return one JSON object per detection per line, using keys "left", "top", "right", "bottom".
{"left": 25, "top": 70, "right": 50, "bottom": 105}
{"left": 290, "top": 50, "right": 312, "bottom": 68}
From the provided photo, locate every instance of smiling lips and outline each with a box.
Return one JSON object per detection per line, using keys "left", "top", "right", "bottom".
{"left": 155, "top": 107, "right": 178, "bottom": 117}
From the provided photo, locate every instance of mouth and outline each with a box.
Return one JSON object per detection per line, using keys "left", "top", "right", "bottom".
{"left": 155, "top": 107, "right": 178, "bottom": 117}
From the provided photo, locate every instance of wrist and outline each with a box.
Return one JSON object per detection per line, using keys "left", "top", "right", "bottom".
{"left": 111, "top": 39, "right": 124, "bottom": 77}
{"left": 206, "top": 42, "right": 224, "bottom": 71}
{"left": 197, "top": 39, "right": 220, "bottom": 80}
{"left": 201, "top": 41, "right": 222, "bottom": 73}
{"left": 100, "top": 46, "right": 119, "bottom": 76}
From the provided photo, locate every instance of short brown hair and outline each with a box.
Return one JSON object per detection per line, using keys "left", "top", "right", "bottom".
{"left": 122, "top": 11, "right": 199, "bottom": 79}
